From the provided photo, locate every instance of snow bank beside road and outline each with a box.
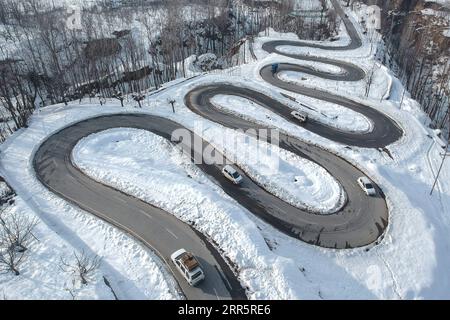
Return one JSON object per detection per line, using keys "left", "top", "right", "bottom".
{"left": 74, "top": 128, "right": 346, "bottom": 221}
{"left": 212, "top": 93, "right": 373, "bottom": 134}
{"left": 233, "top": 139, "right": 347, "bottom": 215}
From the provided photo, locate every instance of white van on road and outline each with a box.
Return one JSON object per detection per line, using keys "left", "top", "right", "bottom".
{"left": 357, "top": 177, "right": 377, "bottom": 196}
{"left": 171, "top": 249, "right": 205, "bottom": 286}
{"left": 291, "top": 110, "right": 308, "bottom": 123}
{"left": 222, "top": 165, "right": 243, "bottom": 185}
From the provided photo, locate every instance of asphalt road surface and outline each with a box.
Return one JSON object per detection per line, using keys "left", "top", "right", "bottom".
{"left": 32, "top": 0, "right": 401, "bottom": 300}
{"left": 185, "top": 86, "right": 389, "bottom": 248}
{"left": 34, "top": 115, "right": 247, "bottom": 300}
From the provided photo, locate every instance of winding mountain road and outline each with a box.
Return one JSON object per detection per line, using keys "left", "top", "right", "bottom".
{"left": 34, "top": 116, "right": 247, "bottom": 300}
{"left": 32, "top": 0, "right": 402, "bottom": 300}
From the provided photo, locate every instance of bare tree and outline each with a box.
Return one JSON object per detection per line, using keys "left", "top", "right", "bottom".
{"left": 168, "top": 99, "right": 176, "bottom": 113}
{"left": 112, "top": 90, "right": 125, "bottom": 107}
{"left": 60, "top": 250, "right": 101, "bottom": 286}
{"left": 132, "top": 93, "right": 145, "bottom": 108}
{"left": 0, "top": 209, "right": 38, "bottom": 276}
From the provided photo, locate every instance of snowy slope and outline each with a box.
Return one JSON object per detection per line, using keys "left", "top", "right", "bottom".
{"left": 0, "top": 107, "right": 182, "bottom": 300}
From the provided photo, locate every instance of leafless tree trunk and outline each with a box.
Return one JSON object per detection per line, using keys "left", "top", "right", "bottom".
{"left": 0, "top": 209, "right": 38, "bottom": 276}
{"left": 60, "top": 250, "right": 101, "bottom": 286}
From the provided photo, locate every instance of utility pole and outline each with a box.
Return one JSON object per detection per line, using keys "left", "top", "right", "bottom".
{"left": 399, "top": 88, "right": 406, "bottom": 109}
{"left": 430, "top": 127, "right": 450, "bottom": 195}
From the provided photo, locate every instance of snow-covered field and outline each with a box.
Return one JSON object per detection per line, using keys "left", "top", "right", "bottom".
{"left": 1, "top": 0, "right": 450, "bottom": 300}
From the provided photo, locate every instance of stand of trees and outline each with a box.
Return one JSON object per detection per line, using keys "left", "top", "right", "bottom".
{"left": 351, "top": 0, "right": 450, "bottom": 135}
{"left": 0, "top": 0, "right": 338, "bottom": 141}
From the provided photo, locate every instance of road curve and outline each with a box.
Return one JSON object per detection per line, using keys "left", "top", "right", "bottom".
{"left": 34, "top": 115, "right": 247, "bottom": 300}
{"left": 259, "top": 0, "right": 402, "bottom": 148}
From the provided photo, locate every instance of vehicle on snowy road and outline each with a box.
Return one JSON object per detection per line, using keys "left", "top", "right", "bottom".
{"left": 222, "top": 165, "right": 243, "bottom": 185}
{"left": 291, "top": 110, "right": 308, "bottom": 123}
{"left": 171, "top": 249, "right": 205, "bottom": 286}
{"left": 357, "top": 177, "right": 377, "bottom": 196}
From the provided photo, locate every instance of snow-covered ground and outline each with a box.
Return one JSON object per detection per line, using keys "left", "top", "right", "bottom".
{"left": 1, "top": 0, "right": 450, "bottom": 300}
{"left": 0, "top": 192, "right": 181, "bottom": 300}
{"left": 425, "top": 0, "right": 450, "bottom": 6}
{"left": 0, "top": 107, "right": 182, "bottom": 300}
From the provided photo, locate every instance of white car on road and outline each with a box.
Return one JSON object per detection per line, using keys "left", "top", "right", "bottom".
{"left": 357, "top": 177, "right": 376, "bottom": 196}
{"left": 222, "top": 165, "right": 243, "bottom": 185}
{"left": 171, "top": 249, "right": 205, "bottom": 286}
{"left": 291, "top": 110, "right": 308, "bottom": 123}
